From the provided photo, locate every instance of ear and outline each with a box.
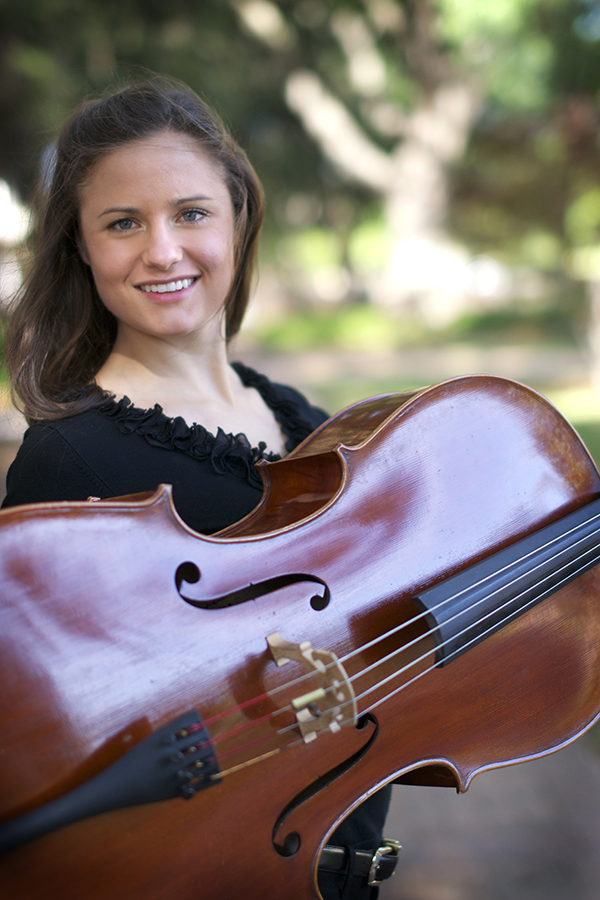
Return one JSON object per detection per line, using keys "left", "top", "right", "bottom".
{"left": 76, "top": 229, "right": 90, "bottom": 265}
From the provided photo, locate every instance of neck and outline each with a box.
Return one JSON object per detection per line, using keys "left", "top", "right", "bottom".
{"left": 94, "top": 321, "right": 238, "bottom": 409}
{"left": 93, "top": 323, "right": 287, "bottom": 454}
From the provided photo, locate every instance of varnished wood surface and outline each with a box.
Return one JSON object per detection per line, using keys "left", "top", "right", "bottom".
{"left": 1, "top": 375, "right": 600, "bottom": 899}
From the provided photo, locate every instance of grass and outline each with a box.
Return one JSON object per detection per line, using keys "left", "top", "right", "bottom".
{"left": 251, "top": 299, "right": 581, "bottom": 356}
{"left": 310, "top": 376, "right": 420, "bottom": 415}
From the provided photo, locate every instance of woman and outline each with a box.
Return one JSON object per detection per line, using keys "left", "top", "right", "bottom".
{"left": 2, "top": 80, "right": 395, "bottom": 898}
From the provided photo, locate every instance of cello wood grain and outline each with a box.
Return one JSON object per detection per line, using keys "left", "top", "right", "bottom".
{"left": 1, "top": 375, "right": 600, "bottom": 899}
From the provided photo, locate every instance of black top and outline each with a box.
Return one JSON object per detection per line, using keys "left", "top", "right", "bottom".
{"left": 2, "top": 361, "right": 391, "bottom": 899}
{"left": 2, "top": 362, "right": 327, "bottom": 533}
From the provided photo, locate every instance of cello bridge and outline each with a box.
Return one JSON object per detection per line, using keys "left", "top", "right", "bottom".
{"left": 266, "top": 632, "right": 357, "bottom": 743}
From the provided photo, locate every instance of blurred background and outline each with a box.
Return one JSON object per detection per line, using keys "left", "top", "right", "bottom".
{"left": 2, "top": 1, "right": 600, "bottom": 897}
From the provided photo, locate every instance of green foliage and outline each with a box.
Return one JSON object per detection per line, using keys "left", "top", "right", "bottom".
{"left": 448, "top": 299, "right": 583, "bottom": 345}
{"left": 3, "top": 0, "right": 600, "bottom": 335}
{"left": 253, "top": 303, "right": 429, "bottom": 352}
{"left": 519, "top": 231, "right": 564, "bottom": 270}
{"left": 347, "top": 217, "right": 395, "bottom": 274}
{"left": 439, "top": 0, "right": 556, "bottom": 109}
{"left": 281, "top": 228, "right": 344, "bottom": 271}
{"left": 565, "top": 187, "right": 600, "bottom": 246}
{"left": 311, "top": 373, "right": 422, "bottom": 415}
{"left": 251, "top": 291, "right": 580, "bottom": 354}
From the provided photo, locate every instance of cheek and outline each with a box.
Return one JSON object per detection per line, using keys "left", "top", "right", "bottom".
{"left": 87, "top": 242, "right": 131, "bottom": 287}
{"left": 191, "top": 227, "right": 235, "bottom": 271}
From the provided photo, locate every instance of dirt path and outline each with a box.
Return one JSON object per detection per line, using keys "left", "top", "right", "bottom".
{"left": 379, "top": 741, "right": 600, "bottom": 899}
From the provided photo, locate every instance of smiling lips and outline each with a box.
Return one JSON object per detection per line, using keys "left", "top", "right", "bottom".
{"left": 138, "top": 277, "right": 197, "bottom": 294}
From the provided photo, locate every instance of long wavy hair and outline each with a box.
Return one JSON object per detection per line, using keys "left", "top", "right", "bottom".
{"left": 6, "top": 78, "right": 265, "bottom": 424}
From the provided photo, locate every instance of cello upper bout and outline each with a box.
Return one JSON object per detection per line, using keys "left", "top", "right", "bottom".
{"left": 288, "top": 390, "right": 425, "bottom": 460}
{"left": 218, "top": 390, "right": 425, "bottom": 538}
{"left": 217, "top": 450, "right": 345, "bottom": 536}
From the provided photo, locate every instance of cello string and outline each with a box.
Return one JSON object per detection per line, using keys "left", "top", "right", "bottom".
{"left": 343, "top": 543, "right": 600, "bottom": 717}
{"left": 359, "top": 547, "right": 600, "bottom": 715}
{"left": 348, "top": 541, "right": 600, "bottom": 692}
{"left": 337, "top": 505, "right": 600, "bottom": 668}
{"left": 250, "top": 543, "right": 600, "bottom": 763}
{"left": 202, "top": 507, "right": 600, "bottom": 735}
{"left": 178, "top": 507, "right": 600, "bottom": 757}
{"left": 211, "top": 747, "right": 285, "bottom": 779}
{"left": 199, "top": 691, "right": 277, "bottom": 730}
{"left": 194, "top": 514, "right": 600, "bottom": 763}
{"left": 206, "top": 543, "right": 600, "bottom": 773}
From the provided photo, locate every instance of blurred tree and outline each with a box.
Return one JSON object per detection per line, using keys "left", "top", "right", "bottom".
{"left": 230, "top": 0, "right": 600, "bottom": 323}
{"left": 3, "top": 0, "right": 600, "bottom": 339}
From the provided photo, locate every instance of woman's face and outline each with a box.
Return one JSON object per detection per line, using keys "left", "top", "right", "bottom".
{"left": 77, "top": 132, "right": 236, "bottom": 345}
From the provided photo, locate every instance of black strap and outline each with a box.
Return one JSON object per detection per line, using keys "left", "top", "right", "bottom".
{"left": 318, "top": 840, "right": 401, "bottom": 885}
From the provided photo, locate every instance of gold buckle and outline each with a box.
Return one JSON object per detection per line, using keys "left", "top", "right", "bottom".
{"left": 367, "top": 839, "right": 402, "bottom": 886}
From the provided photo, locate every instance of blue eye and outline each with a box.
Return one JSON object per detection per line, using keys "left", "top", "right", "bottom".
{"left": 181, "top": 209, "right": 206, "bottom": 222}
{"left": 110, "top": 218, "right": 135, "bottom": 231}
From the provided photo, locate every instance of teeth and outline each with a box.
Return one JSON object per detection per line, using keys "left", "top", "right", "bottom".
{"left": 140, "top": 277, "right": 195, "bottom": 293}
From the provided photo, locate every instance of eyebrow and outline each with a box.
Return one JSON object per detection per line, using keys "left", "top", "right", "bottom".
{"left": 97, "top": 195, "right": 214, "bottom": 218}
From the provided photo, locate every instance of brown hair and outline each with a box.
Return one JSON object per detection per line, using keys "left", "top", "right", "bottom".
{"left": 6, "top": 77, "right": 265, "bottom": 423}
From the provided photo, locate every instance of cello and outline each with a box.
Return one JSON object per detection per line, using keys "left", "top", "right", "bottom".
{"left": 1, "top": 374, "right": 600, "bottom": 899}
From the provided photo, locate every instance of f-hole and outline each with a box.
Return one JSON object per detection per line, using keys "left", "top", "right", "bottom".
{"left": 272, "top": 714, "right": 379, "bottom": 857}
{"left": 176, "top": 561, "right": 200, "bottom": 590}
{"left": 175, "top": 562, "right": 331, "bottom": 611}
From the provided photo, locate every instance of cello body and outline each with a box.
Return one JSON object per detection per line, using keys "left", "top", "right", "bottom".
{"left": 1, "top": 374, "right": 600, "bottom": 898}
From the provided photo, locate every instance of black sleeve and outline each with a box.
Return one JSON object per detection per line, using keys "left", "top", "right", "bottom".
{"left": 275, "top": 383, "right": 329, "bottom": 429}
{"left": 2, "top": 424, "right": 114, "bottom": 508}
{"left": 269, "top": 383, "right": 329, "bottom": 453}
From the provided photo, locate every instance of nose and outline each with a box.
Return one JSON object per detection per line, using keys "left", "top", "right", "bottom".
{"left": 141, "top": 222, "right": 183, "bottom": 270}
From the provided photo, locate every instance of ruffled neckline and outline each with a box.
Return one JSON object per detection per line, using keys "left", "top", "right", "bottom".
{"left": 95, "top": 362, "right": 317, "bottom": 489}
